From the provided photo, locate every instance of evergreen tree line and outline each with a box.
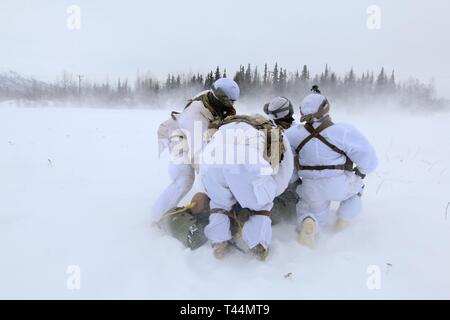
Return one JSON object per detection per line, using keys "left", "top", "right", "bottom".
{"left": 1, "top": 64, "right": 441, "bottom": 107}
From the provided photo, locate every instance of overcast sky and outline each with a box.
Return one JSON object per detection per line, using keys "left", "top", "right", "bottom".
{"left": 1, "top": 0, "right": 449, "bottom": 97}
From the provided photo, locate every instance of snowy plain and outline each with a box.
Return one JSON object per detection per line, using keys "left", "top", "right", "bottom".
{"left": 0, "top": 104, "right": 449, "bottom": 299}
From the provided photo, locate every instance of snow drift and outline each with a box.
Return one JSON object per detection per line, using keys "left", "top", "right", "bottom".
{"left": 0, "top": 105, "right": 449, "bottom": 299}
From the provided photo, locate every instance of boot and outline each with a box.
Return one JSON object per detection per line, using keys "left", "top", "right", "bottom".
{"left": 297, "top": 217, "right": 317, "bottom": 248}
{"left": 251, "top": 244, "right": 269, "bottom": 261}
{"left": 335, "top": 217, "right": 350, "bottom": 232}
{"left": 212, "top": 241, "right": 230, "bottom": 259}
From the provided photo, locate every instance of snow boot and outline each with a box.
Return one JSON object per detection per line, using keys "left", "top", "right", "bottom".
{"left": 298, "top": 217, "right": 317, "bottom": 248}
{"left": 335, "top": 217, "right": 350, "bottom": 232}
{"left": 251, "top": 244, "right": 269, "bottom": 261}
{"left": 212, "top": 241, "right": 231, "bottom": 259}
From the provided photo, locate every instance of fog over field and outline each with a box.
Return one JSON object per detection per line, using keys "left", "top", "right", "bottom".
{"left": 1, "top": 0, "right": 450, "bottom": 300}
{"left": 0, "top": 103, "right": 449, "bottom": 299}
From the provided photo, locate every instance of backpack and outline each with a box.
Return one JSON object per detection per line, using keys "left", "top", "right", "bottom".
{"left": 209, "top": 114, "right": 285, "bottom": 168}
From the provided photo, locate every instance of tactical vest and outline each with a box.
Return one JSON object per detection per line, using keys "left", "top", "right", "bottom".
{"left": 184, "top": 91, "right": 235, "bottom": 120}
{"left": 170, "top": 92, "right": 223, "bottom": 123}
{"left": 209, "top": 114, "right": 285, "bottom": 167}
{"left": 294, "top": 119, "right": 354, "bottom": 172}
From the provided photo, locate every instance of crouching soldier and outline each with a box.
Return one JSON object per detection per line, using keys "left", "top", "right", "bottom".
{"left": 263, "top": 96, "right": 299, "bottom": 223}
{"left": 285, "top": 88, "right": 378, "bottom": 247}
{"left": 152, "top": 78, "right": 240, "bottom": 222}
{"left": 199, "top": 114, "right": 293, "bottom": 260}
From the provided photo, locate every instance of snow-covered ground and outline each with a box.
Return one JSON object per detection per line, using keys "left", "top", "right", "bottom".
{"left": 0, "top": 105, "right": 449, "bottom": 299}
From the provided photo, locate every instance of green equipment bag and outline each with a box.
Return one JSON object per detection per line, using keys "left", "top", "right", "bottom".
{"left": 164, "top": 211, "right": 209, "bottom": 250}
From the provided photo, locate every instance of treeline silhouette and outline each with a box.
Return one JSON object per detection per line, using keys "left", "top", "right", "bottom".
{"left": 1, "top": 63, "right": 442, "bottom": 108}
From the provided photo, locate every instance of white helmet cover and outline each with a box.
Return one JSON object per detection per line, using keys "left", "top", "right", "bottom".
{"left": 300, "top": 94, "right": 330, "bottom": 122}
{"left": 211, "top": 78, "right": 240, "bottom": 107}
{"left": 264, "top": 96, "right": 294, "bottom": 120}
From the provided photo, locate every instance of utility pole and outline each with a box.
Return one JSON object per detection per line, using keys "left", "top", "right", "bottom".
{"left": 76, "top": 74, "right": 84, "bottom": 96}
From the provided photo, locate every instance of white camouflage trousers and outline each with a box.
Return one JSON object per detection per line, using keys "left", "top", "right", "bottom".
{"left": 297, "top": 172, "right": 364, "bottom": 231}
{"left": 151, "top": 161, "right": 195, "bottom": 222}
{"left": 201, "top": 164, "right": 277, "bottom": 249}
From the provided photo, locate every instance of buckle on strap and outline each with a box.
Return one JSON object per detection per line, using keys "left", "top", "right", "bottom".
{"left": 344, "top": 161, "right": 354, "bottom": 171}
{"left": 171, "top": 111, "right": 180, "bottom": 120}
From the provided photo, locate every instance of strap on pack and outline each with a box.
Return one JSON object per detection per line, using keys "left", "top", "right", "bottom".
{"left": 294, "top": 120, "right": 354, "bottom": 172}
{"left": 210, "top": 115, "right": 285, "bottom": 166}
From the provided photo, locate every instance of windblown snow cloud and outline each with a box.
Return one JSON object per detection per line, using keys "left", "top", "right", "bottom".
{"left": 1, "top": 0, "right": 449, "bottom": 97}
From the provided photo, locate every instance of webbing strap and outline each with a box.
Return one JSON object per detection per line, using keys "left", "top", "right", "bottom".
{"left": 295, "top": 120, "right": 354, "bottom": 171}
{"left": 269, "top": 105, "right": 291, "bottom": 117}
{"left": 251, "top": 210, "right": 272, "bottom": 217}
{"left": 304, "top": 123, "right": 347, "bottom": 157}
{"left": 299, "top": 163, "right": 353, "bottom": 171}
{"left": 295, "top": 120, "right": 334, "bottom": 155}
{"left": 186, "top": 93, "right": 219, "bottom": 119}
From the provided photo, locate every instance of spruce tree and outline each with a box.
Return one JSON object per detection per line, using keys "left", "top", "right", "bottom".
{"left": 376, "top": 67, "right": 388, "bottom": 91}
{"left": 273, "top": 63, "right": 279, "bottom": 89}
{"left": 263, "top": 63, "right": 268, "bottom": 86}
{"left": 214, "top": 66, "right": 221, "bottom": 80}
{"left": 165, "top": 74, "right": 170, "bottom": 90}
{"left": 330, "top": 72, "right": 337, "bottom": 87}
{"left": 278, "top": 68, "right": 287, "bottom": 92}
{"left": 301, "top": 65, "right": 310, "bottom": 82}
{"left": 233, "top": 65, "right": 244, "bottom": 87}
{"left": 345, "top": 68, "right": 356, "bottom": 87}
{"left": 389, "top": 70, "right": 396, "bottom": 90}
{"left": 245, "top": 64, "right": 252, "bottom": 86}
{"left": 320, "top": 64, "right": 329, "bottom": 87}
{"left": 253, "top": 66, "right": 260, "bottom": 88}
